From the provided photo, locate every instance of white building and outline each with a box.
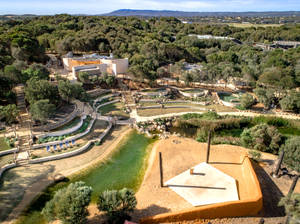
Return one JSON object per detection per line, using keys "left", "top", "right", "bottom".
{"left": 62, "top": 53, "right": 128, "bottom": 77}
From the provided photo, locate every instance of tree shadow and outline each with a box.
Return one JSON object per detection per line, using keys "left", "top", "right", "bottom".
{"left": 252, "top": 161, "right": 285, "bottom": 217}
{"left": 0, "top": 164, "right": 55, "bottom": 222}
{"left": 131, "top": 204, "right": 170, "bottom": 222}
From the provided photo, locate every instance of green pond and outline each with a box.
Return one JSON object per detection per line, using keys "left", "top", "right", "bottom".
{"left": 17, "top": 131, "right": 156, "bottom": 224}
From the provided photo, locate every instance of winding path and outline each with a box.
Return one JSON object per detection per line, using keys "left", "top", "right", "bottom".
{"left": 130, "top": 108, "right": 300, "bottom": 122}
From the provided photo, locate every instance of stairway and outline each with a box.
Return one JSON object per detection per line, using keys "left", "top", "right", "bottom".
{"left": 14, "top": 84, "right": 32, "bottom": 164}
{"left": 118, "top": 79, "right": 136, "bottom": 110}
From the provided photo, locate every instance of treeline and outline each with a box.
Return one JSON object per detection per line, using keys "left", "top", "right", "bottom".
{"left": 0, "top": 15, "right": 300, "bottom": 116}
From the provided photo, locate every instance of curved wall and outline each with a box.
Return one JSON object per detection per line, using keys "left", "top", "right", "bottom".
{"left": 140, "top": 157, "right": 263, "bottom": 224}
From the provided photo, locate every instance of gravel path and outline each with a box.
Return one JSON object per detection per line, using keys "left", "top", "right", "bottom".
{"left": 130, "top": 109, "right": 300, "bottom": 122}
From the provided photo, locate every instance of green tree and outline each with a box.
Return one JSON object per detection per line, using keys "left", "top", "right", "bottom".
{"left": 78, "top": 71, "right": 90, "bottom": 83}
{"left": 281, "top": 137, "right": 300, "bottom": 172}
{"left": 4, "top": 65, "right": 22, "bottom": 83}
{"left": 241, "top": 124, "right": 283, "bottom": 154}
{"left": 240, "top": 93, "right": 255, "bottom": 109}
{"left": 30, "top": 99, "right": 55, "bottom": 123}
{"left": 58, "top": 80, "right": 87, "bottom": 102}
{"left": 278, "top": 193, "right": 300, "bottom": 224}
{"left": 97, "top": 188, "right": 137, "bottom": 224}
{"left": 25, "top": 78, "right": 60, "bottom": 105}
{"left": 280, "top": 91, "right": 300, "bottom": 113}
{"left": 42, "top": 182, "right": 92, "bottom": 224}
{"left": 21, "top": 63, "right": 49, "bottom": 82}
{"left": 0, "top": 104, "right": 19, "bottom": 124}
{"left": 254, "top": 87, "right": 275, "bottom": 109}
{"left": 100, "top": 73, "right": 116, "bottom": 87}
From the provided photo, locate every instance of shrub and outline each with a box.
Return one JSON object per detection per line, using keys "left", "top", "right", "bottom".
{"left": 241, "top": 124, "right": 283, "bottom": 154}
{"left": 281, "top": 136, "right": 300, "bottom": 172}
{"left": 249, "top": 150, "right": 262, "bottom": 162}
{"left": 97, "top": 188, "right": 137, "bottom": 224}
{"left": 42, "top": 181, "right": 92, "bottom": 224}
{"left": 240, "top": 93, "right": 255, "bottom": 109}
{"left": 278, "top": 193, "right": 300, "bottom": 224}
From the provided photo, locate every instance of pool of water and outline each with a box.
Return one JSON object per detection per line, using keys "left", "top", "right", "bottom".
{"left": 16, "top": 130, "right": 156, "bottom": 224}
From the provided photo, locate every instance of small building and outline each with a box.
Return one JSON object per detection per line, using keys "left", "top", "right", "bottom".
{"left": 72, "top": 64, "right": 107, "bottom": 80}
{"left": 272, "top": 41, "right": 300, "bottom": 49}
{"left": 183, "top": 62, "right": 203, "bottom": 73}
{"left": 63, "top": 53, "right": 128, "bottom": 76}
{"left": 188, "top": 34, "right": 234, "bottom": 41}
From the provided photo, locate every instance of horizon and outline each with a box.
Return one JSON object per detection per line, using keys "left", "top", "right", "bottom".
{"left": 0, "top": 0, "right": 299, "bottom": 15}
{"left": 1, "top": 9, "right": 300, "bottom": 16}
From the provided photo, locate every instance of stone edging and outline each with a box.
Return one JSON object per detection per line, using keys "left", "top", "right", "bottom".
{"left": 29, "top": 119, "right": 113, "bottom": 164}
{"left": 33, "top": 101, "right": 81, "bottom": 132}
{"left": 32, "top": 116, "right": 96, "bottom": 149}
{"left": 0, "top": 147, "right": 18, "bottom": 156}
{"left": 37, "top": 115, "right": 85, "bottom": 138}
{"left": 0, "top": 163, "right": 17, "bottom": 179}
{"left": 96, "top": 99, "right": 120, "bottom": 111}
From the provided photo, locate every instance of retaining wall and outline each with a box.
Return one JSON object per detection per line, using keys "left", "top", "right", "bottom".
{"left": 139, "top": 89, "right": 169, "bottom": 97}
{"left": 93, "top": 93, "right": 120, "bottom": 109}
{"left": 178, "top": 90, "right": 206, "bottom": 98}
{"left": 0, "top": 163, "right": 17, "bottom": 179}
{"left": 38, "top": 115, "right": 85, "bottom": 138}
{"left": 33, "top": 102, "right": 81, "bottom": 132}
{"left": 32, "top": 117, "right": 96, "bottom": 149}
{"left": 29, "top": 119, "right": 112, "bottom": 164}
{"left": 96, "top": 99, "right": 120, "bottom": 111}
{"left": 140, "top": 157, "right": 263, "bottom": 224}
{"left": 0, "top": 147, "right": 18, "bottom": 156}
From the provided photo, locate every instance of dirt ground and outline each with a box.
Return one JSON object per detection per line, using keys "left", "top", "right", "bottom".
{"left": 130, "top": 136, "right": 299, "bottom": 224}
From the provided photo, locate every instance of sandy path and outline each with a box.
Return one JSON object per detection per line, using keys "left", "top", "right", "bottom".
{"left": 4, "top": 125, "right": 131, "bottom": 224}
{"left": 131, "top": 109, "right": 300, "bottom": 122}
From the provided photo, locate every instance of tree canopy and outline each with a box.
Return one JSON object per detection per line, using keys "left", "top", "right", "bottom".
{"left": 97, "top": 188, "right": 137, "bottom": 224}
{"left": 42, "top": 181, "right": 92, "bottom": 224}
{"left": 281, "top": 136, "right": 300, "bottom": 173}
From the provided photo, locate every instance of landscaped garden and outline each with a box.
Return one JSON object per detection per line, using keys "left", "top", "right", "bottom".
{"left": 16, "top": 130, "right": 156, "bottom": 224}
{"left": 171, "top": 112, "right": 300, "bottom": 151}
{"left": 97, "top": 102, "right": 129, "bottom": 118}
{"left": 52, "top": 116, "right": 81, "bottom": 131}
{"left": 36, "top": 116, "right": 92, "bottom": 144}
{"left": 0, "top": 154, "right": 14, "bottom": 167}
{"left": 0, "top": 137, "right": 13, "bottom": 151}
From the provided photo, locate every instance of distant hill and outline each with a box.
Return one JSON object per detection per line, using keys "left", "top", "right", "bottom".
{"left": 102, "top": 9, "right": 300, "bottom": 17}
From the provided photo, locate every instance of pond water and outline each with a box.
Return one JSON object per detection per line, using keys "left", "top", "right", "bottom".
{"left": 169, "top": 126, "right": 198, "bottom": 138}
{"left": 16, "top": 130, "right": 156, "bottom": 224}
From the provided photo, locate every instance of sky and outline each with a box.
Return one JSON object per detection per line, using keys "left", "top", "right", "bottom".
{"left": 0, "top": 0, "right": 299, "bottom": 15}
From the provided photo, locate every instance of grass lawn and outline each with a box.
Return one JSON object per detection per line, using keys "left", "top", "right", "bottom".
{"left": 0, "top": 137, "right": 12, "bottom": 152}
{"left": 206, "top": 104, "right": 238, "bottom": 112}
{"left": 98, "top": 102, "right": 130, "bottom": 118}
{"left": 52, "top": 117, "right": 81, "bottom": 131}
{"left": 0, "top": 154, "right": 14, "bottom": 168}
{"left": 137, "top": 107, "right": 206, "bottom": 116}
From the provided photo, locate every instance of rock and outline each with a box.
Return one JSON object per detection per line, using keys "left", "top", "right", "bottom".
{"left": 54, "top": 174, "right": 65, "bottom": 182}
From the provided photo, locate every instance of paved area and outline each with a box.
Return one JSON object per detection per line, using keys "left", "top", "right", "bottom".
{"left": 16, "top": 152, "right": 29, "bottom": 160}
{"left": 165, "top": 162, "right": 239, "bottom": 206}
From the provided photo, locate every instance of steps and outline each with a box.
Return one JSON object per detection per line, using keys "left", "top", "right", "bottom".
{"left": 14, "top": 84, "right": 33, "bottom": 165}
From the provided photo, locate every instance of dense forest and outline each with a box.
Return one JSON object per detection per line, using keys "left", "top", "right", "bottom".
{"left": 0, "top": 15, "right": 300, "bottom": 123}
